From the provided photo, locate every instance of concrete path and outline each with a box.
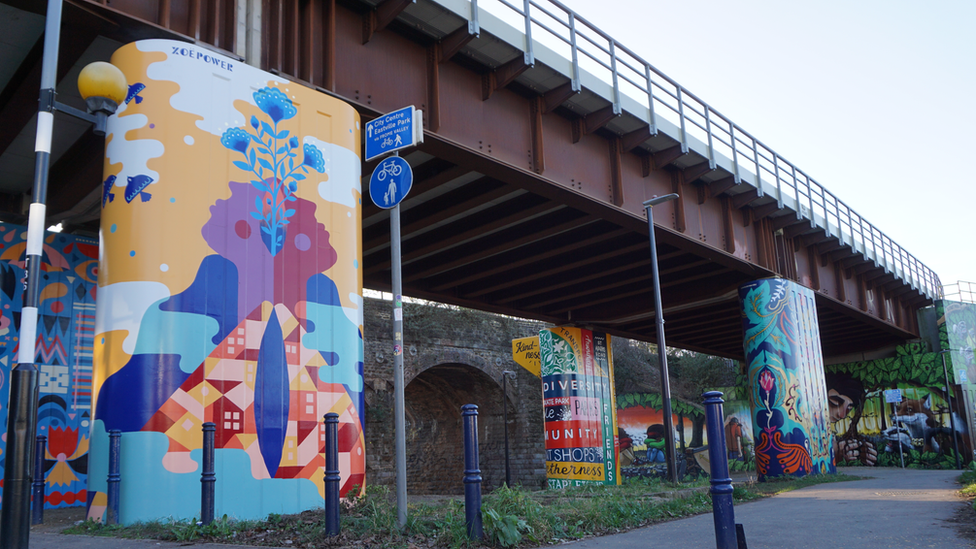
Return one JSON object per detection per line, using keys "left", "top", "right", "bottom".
{"left": 25, "top": 467, "right": 973, "bottom": 548}
{"left": 561, "top": 467, "right": 973, "bottom": 549}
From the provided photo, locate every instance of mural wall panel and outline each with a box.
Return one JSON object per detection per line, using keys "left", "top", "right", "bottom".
{"left": 826, "top": 315, "right": 972, "bottom": 469}
{"left": 0, "top": 226, "right": 98, "bottom": 509}
{"left": 89, "top": 40, "right": 364, "bottom": 523}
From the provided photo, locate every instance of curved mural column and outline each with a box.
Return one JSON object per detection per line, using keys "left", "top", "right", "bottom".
{"left": 739, "top": 278, "right": 834, "bottom": 480}
{"left": 88, "top": 40, "right": 365, "bottom": 523}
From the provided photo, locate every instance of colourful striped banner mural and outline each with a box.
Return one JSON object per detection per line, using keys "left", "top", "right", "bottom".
{"left": 539, "top": 327, "right": 619, "bottom": 488}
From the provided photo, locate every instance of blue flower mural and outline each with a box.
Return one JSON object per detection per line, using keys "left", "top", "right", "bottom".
{"left": 221, "top": 87, "right": 325, "bottom": 256}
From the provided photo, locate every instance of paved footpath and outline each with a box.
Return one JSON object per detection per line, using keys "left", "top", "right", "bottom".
{"left": 26, "top": 467, "right": 973, "bottom": 548}
{"left": 561, "top": 467, "right": 973, "bottom": 549}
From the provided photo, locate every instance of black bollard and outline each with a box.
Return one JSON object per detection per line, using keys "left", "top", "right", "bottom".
{"left": 461, "top": 404, "right": 483, "bottom": 540}
{"left": 702, "top": 391, "right": 738, "bottom": 549}
{"left": 31, "top": 435, "right": 47, "bottom": 525}
{"left": 107, "top": 429, "right": 122, "bottom": 525}
{"left": 201, "top": 422, "right": 216, "bottom": 525}
{"left": 324, "top": 413, "right": 341, "bottom": 536}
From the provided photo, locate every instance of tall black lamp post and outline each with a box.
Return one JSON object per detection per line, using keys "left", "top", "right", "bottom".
{"left": 0, "top": 2, "right": 126, "bottom": 546}
{"left": 643, "top": 193, "right": 680, "bottom": 484}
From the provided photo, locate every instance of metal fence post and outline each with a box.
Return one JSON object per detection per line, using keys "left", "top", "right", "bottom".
{"left": 31, "top": 435, "right": 47, "bottom": 525}
{"left": 324, "top": 412, "right": 341, "bottom": 536}
{"left": 201, "top": 422, "right": 216, "bottom": 525}
{"left": 107, "top": 429, "right": 122, "bottom": 525}
{"left": 462, "top": 404, "right": 483, "bottom": 540}
{"left": 702, "top": 391, "right": 738, "bottom": 549}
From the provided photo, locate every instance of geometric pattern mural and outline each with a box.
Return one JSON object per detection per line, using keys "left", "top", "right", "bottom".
{"left": 0, "top": 224, "right": 98, "bottom": 509}
{"left": 88, "top": 39, "right": 365, "bottom": 524}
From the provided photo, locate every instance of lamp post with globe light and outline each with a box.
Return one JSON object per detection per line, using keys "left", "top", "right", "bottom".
{"left": 0, "top": 2, "right": 127, "bottom": 547}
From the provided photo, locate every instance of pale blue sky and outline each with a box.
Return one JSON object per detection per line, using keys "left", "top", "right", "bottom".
{"left": 553, "top": 0, "right": 976, "bottom": 287}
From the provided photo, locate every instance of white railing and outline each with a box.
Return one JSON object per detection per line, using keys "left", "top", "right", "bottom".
{"left": 436, "top": 0, "right": 942, "bottom": 299}
{"left": 943, "top": 282, "right": 976, "bottom": 304}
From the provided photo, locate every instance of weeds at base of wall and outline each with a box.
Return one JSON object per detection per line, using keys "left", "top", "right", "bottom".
{"left": 63, "top": 475, "right": 853, "bottom": 548}
{"left": 952, "top": 463, "right": 976, "bottom": 545}
{"left": 958, "top": 462, "right": 976, "bottom": 510}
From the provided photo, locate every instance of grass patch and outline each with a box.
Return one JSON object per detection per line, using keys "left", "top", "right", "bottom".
{"left": 958, "top": 462, "right": 976, "bottom": 502}
{"left": 64, "top": 474, "right": 854, "bottom": 548}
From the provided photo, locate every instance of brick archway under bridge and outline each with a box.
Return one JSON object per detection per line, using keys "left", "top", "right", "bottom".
{"left": 403, "top": 363, "right": 508, "bottom": 494}
{"left": 363, "top": 298, "right": 548, "bottom": 493}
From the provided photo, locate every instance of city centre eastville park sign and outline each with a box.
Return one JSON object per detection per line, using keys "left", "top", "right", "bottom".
{"left": 364, "top": 105, "right": 424, "bottom": 162}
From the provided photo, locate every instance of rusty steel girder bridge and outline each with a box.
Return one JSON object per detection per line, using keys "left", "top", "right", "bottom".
{"left": 0, "top": 0, "right": 941, "bottom": 360}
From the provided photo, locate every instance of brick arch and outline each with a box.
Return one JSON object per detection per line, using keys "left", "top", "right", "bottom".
{"left": 407, "top": 349, "right": 522, "bottom": 408}
{"left": 407, "top": 349, "right": 494, "bottom": 384}
{"left": 403, "top": 362, "right": 510, "bottom": 494}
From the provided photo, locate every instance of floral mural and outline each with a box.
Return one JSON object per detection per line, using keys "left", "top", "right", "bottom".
{"left": 739, "top": 278, "right": 834, "bottom": 480}
{"left": 220, "top": 88, "right": 326, "bottom": 256}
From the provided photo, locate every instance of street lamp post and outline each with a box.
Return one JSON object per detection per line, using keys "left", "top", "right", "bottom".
{"left": 643, "top": 193, "right": 680, "bottom": 485}
{"left": 0, "top": 2, "right": 126, "bottom": 545}
{"left": 939, "top": 350, "right": 962, "bottom": 470}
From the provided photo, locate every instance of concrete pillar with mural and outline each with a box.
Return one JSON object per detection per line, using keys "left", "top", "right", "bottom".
{"left": 538, "top": 327, "right": 619, "bottom": 488}
{"left": 739, "top": 278, "right": 835, "bottom": 480}
{"left": 88, "top": 39, "right": 365, "bottom": 524}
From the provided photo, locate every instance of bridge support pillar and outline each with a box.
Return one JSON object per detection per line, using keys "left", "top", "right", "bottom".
{"left": 738, "top": 278, "right": 835, "bottom": 480}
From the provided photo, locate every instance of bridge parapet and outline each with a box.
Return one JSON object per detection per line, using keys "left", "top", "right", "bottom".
{"left": 393, "top": 0, "right": 940, "bottom": 300}
{"left": 43, "top": 0, "right": 935, "bottom": 356}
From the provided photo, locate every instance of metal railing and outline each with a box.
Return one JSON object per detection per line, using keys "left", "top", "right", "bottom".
{"left": 943, "top": 282, "right": 976, "bottom": 304}
{"left": 460, "top": 0, "right": 942, "bottom": 299}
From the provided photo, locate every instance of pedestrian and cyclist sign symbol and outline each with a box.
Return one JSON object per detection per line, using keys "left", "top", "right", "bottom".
{"left": 364, "top": 105, "right": 424, "bottom": 162}
{"left": 369, "top": 156, "right": 413, "bottom": 209}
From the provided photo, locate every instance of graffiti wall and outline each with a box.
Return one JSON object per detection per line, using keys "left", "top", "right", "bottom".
{"left": 89, "top": 40, "right": 364, "bottom": 523}
{"left": 539, "top": 327, "right": 618, "bottom": 488}
{"left": 826, "top": 341, "right": 970, "bottom": 469}
{"left": 739, "top": 278, "right": 834, "bottom": 480}
{"left": 0, "top": 226, "right": 98, "bottom": 509}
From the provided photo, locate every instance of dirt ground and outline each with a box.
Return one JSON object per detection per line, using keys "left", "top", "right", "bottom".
{"left": 30, "top": 506, "right": 87, "bottom": 534}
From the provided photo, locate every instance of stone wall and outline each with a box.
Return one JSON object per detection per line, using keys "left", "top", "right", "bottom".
{"left": 362, "top": 298, "right": 549, "bottom": 493}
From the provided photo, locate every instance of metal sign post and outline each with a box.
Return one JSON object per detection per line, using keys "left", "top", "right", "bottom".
{"left": 370, "top": 155, "right": 411, "bottom": 528}
{"left": 885, "top": 388, "right": 905, "bottom": 470}
{"left": 390, "top": 204, "right": 407, "bottom": 528}
{"left": 367, "top": 108, "right": 420, "bottom": 527}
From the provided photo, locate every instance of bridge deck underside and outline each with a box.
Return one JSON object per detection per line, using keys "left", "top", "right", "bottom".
{"left": 0, "top": 0, "right": 931, "bottom": 360}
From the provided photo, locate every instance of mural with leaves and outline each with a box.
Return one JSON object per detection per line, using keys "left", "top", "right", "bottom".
{"left": 616, "top": 392, "right": 756, "bottom": 478}
{"left": 826, "top": 341, "right": 969, "bottom": 469}
{"left": 739, "top": 279, "right": 834, "bottom": 480}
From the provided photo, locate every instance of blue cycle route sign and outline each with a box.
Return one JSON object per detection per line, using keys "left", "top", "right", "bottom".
{"left": 369, "top": 156, "right": 413, "bottom": 209}
{"left": 364, "top": 106, "right": 424, "bottom": 161}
